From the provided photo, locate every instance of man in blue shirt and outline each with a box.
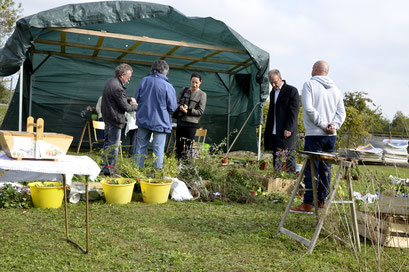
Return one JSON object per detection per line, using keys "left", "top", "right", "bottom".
{"left": 134, "top": 60, "right": 177, "bottom": 168}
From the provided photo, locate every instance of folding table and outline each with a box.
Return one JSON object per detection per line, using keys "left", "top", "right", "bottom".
{"left": 0, "top": 152, "right": 100, "bottom": 253}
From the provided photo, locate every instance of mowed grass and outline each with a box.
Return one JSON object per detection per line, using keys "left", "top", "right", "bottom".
{"left": 1, "top": 196, "right": 408, "bottom": 271}
{"left": 0, "top": 104, "right": 8, "bottom": 126}
{"left": 0, "top": 136, "right": 408, "bottom": 270}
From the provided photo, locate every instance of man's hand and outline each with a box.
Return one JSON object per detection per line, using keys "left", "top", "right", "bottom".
{"left": 180, "top": 104, "right": 188, "bottom": 113}
{"left": 324, "top": 123, "right": 336, "bottom": 134}
{"left": 284, "top": 130, "right": 291, "bottom": 138}
{"left": 129, "top": 97, "right": 136, "bottom": 105}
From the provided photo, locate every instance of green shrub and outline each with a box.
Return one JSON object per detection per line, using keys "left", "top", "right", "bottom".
{"left": 0, "top": 184, "right": 32, "bottom": 208}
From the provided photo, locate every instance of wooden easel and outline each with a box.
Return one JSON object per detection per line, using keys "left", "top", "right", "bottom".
{"left": 76, "top": 120, "right": 92, "bottom": 153}
{"left": 276, "top": 151, "right": 361, "bottom": 253}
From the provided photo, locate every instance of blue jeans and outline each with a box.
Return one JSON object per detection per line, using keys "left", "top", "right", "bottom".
{"left": 101, "top": 122, "right": 121, "bottom": 175}
{"left": 134, "top": 127, "right": 167, "bottom": 169}
{"left": 303, "top": 136, "right": 336, "bottom": 205}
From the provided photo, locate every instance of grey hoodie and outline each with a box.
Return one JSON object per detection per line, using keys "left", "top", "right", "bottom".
{"left": 301, "top": 76, "right": 346, "bottom": 136}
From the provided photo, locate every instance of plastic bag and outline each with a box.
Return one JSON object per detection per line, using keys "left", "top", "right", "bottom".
{"left": 69, "top": 182, "right": 104, "bottom": 203}
{"left": 168, "top": 178, "right": 193, "bottom": 201}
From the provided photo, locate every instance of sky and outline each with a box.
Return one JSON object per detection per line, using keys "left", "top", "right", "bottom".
{"left": 16, "top": 0, "right": 409, "bottom": 120}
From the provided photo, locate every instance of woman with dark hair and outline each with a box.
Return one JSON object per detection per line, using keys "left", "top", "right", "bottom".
{"left": 174, "top": 72, "right": 207, "bottom": 160}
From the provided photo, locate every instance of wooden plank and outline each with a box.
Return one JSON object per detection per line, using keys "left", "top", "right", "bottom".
{"left": 356, "top": 211, "right": 409, "bottom": 248}
{"left": 160, "top": 45, "right": 180, "bottom": 60}
{"left": 357, "top": 223, "right": 409, "bottom": 248}
{"left": 92, "top": 35, "right": 105, "bottom": 57}
{"left": 33, "top": 49, "right": 233, "bottom": 74}
{"left": 48, "top": 27, "right": 247, "bottom": 54}
{"left": 228, "top": 57, "right": 252, "bottom": 72}
{"left": 184, "top": 50, "right": 222, "bottom": 67}
{"left": 379, "top": 195, "right": 409, "bottom": 215}
{"left": 34, "top": 39, "right": 244, "bottom": 66}
{"left": 357, "top": 211, "right": 409, "bottom": 234}
{"left": 61, "top": 32, "right": 66, "bottom": 54}
{"left": 116, "top": 41, "right": 143, "bottom": 60}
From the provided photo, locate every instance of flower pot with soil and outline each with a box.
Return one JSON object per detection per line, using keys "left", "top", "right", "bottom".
{"left": 139, "top": 178, "right": 173, "bottom": 204}
{"left": 101, "top": 178, "right": 136, "bottom": 204}
{"left": 28, "top": 181, "right": 65, "bottom": 208}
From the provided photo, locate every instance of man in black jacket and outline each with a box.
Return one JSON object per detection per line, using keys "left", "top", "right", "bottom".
{"left": 101, "top": 63, "right": 138, "bottom": 175}
{"left": 264, "top": 69, "right": 299, "bottom": 172}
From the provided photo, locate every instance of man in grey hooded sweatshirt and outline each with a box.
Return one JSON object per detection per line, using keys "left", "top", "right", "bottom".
{"left": 290, "top": 60, "right": 346, "bottom": 214}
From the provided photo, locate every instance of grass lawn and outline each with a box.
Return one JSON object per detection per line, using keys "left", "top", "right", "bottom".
{"left": 0, "top": 104, "right": 8, "bottom": 126}
{"left": 2, "top": 165, "right": 409, "bottom": 272}
{"left": 1, "top": 199, "right": 408, "bottom": 272}
{"left": 1, "top": 149, "right": 408, "bottom": 271}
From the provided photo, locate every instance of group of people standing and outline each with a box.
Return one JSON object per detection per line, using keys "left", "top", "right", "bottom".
{"left": 99, "top": 58, "right": 345, "bottom": 213}
{"left": 264, "top": 60, "right": 346, "bottom": 214}
{"left": 100, "top": 60, "right": 207, "bottom": 175}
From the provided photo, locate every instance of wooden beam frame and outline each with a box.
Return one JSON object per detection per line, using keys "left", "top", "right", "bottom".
{"left": 34, "top": 38, "right": 247, "bottom": 67}
{"left": 48, "top": 27, "right": 247, "bottom": 54}
{"left": 33, "top": 49, "right": 233, "bottom": 74}
{"left": 35, "top": 27, "right": 253, "bottom": 74}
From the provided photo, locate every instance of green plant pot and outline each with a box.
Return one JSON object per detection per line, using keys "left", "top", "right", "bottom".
{"left": 91, "top": 113, "right": 98, "bottom": 120}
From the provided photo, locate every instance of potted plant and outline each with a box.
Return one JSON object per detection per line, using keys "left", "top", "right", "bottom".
{"left": 259, "top": 160, "right": 268, "bottom": 170}
{"left": 139, "top": 178, "right": 173, "bottom": 204}
{"left": 101, "top": 177, "right": 136, "bottom": 204}
{"left": 28, "top": 181, "right": 66, "bottom": 208}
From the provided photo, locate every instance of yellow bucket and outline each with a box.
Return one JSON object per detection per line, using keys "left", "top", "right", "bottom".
{"left": 101, "top": 178, "right": 136, "bottom": 204}
{"left": 140, "top": 179, "right": 173, "bottom": 204}
{"left": 28, "top": 182, "right": 64, "bottom": 209}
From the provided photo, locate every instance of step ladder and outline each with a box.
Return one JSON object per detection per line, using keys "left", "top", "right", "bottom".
{"left": 276, "top": 151, "right": 361, "bottom": 253}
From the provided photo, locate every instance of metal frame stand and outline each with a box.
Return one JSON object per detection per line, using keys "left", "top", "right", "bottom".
{"left": 63, "top": 174, "right": 90, "bottom": 254}
{"left": 276, "top": 152, "right": 361, "bottom": 253}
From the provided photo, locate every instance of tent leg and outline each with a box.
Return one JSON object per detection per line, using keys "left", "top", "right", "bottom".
{"left": 257, "top": 124, "right": 262, "bottom": 160}
{"left": 18, "top": 65, "right": 24, "bottom": 132}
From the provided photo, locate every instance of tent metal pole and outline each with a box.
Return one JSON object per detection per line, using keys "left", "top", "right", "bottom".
{"left": 28, "top": 73, "right": 32, "bottom": 116}
{"left": 225, "top": 102, "right": 261, "bottom": 158}
{"left": 227, "top": 79, "right": 231, "bottom": 151}
{"left": 18, "top": 65, "right": 23, "bottom": 132}
{"left": 257, "top": 124, "right": 262, "bottom": 160}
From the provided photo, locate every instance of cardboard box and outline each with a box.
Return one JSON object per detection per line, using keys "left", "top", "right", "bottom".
{"left": 262, "top": 177, "right": 296, "bottom": 194}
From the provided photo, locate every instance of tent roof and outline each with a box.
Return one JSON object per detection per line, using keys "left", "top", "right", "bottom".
{"left": 0, "top": 0, "right": 269, "bottom": 79}
{"left": 0, "top": 1, "right": 270, "bottom": 152}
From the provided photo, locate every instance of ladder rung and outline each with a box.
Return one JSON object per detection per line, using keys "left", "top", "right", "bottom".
{"left": 279, "top": 227, "right": 311, "bottom": 247}
{"left": 331, "top": 200, "right": 354, "bottom": 204}
{"left": 297, "top": 188, "right": 312, "bottom": 192}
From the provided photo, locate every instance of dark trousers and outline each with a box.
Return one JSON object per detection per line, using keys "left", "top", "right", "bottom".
{"left": 270, "top": 134, "right": 296, "bottom": 172}
{"left": 101, "top": 122, "right": 121, "bottom": 175}
{"left": 303, "top": 135, "right": 336, "bottom": 205}
{"left": 176, "top": 126, "right": 196, "bottom": 160}
{"left": 127, "top": 129, "right": 137, "bottom": 157}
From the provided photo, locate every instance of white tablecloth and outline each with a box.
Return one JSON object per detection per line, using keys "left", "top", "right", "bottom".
{"left": 0, "top": 151, "right": 101, "bottom": 185}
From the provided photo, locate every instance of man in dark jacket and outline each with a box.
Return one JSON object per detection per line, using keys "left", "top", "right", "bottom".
{"left": 101, "top": 63, "right": 138, "bottom": 175}
{"left": 264, "top": 69, "right": 299, "bottom": 172}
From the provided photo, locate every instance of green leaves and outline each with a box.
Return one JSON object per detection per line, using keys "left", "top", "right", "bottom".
{"left": 0, "top": 184, "right": 32, "bottom": 208}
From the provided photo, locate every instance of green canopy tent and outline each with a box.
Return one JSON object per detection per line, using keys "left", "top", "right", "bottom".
{"left": 0, "top": 1, "right": 269, "bottom": 155}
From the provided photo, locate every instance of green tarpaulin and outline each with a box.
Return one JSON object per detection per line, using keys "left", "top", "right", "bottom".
{"left": 0, "top": 1, "right": 269, "bottom": 152}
